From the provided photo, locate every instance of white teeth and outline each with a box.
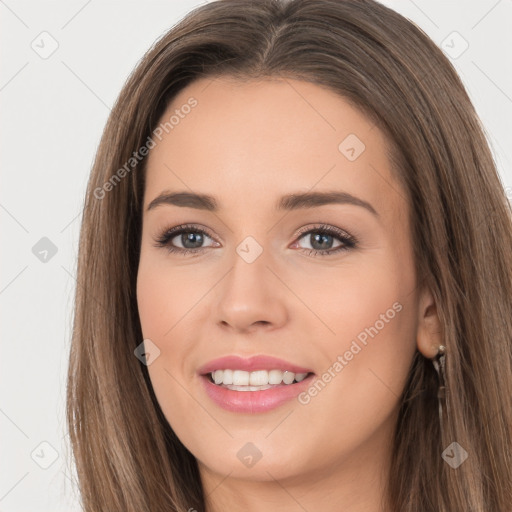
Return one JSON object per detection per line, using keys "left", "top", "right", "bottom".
{"left": 222, "top": 369, "right": 233, "bottom": 385}
{"left": 282, "top": 371, "right": 295, "bottom": 384}
{"left": 228, "top": 384, "right": 274, "bottom": 391}
{"left": 268, "top": 369, "right": 283, "bottom": 384}
{"left": 233, "top": 370, "right": 250, "bottom": 385}
{"left": 213, "top": 370, "right": 224, "bottom": 385}
{"left": 209, "top": 369, "right": 310, "bottom": 387}
{"left": 249, "top": 370, "right": 268, "bottom": 386}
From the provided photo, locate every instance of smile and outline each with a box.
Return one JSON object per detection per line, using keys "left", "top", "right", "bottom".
{"left": 208, "top": 369, "right": 310, "bottom": 390}
{"left": 200, "top": 371, "right": 316, "bottom": 413}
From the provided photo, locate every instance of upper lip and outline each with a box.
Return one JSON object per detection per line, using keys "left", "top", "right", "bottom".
{"left": 197, "top": 355, "right": 314, "bottom": 375}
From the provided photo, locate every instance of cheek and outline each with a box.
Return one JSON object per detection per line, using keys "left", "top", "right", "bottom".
{"left": 136, "top": 257, "right": 200, "bottom": 437}
{"left": 137, "top": 263, "right": 176, "bottom": 340}
{"left": 306, "top": 255, "right": 417, "bottom": 421}
{"left": 136, "top": 251, "right": 208, "bottom": 340}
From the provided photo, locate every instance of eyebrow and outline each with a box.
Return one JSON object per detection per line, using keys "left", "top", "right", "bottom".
{"left": 146, "top": 190, "right": 378, "bottom": 217}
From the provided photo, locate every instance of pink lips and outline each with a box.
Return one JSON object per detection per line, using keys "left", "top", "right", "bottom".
{"left": 197, "top": 355, "right": 315, "bottom": 414}
{"left": 197, "top": 355, "right": 313, "bottom": 375}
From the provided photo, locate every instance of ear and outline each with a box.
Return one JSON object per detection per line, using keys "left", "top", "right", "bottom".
{"left": 416, "top": 286, "right": 443, "bottom": 359}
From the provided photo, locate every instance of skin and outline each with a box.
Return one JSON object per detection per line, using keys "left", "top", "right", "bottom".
{"left": 136, "top": 76, "right": 442, "bottom": 512}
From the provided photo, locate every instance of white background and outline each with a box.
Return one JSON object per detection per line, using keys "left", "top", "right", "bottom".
{"left": 1, "top": 1, "right": 511, "bottom": 510}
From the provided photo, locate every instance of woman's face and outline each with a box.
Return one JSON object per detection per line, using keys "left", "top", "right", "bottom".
{"left": 137, "top": 77, "right": 435, "bottom": 489}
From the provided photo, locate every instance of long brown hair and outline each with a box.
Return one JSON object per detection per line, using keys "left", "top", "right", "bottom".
{"left": 66, "top": 0, "right": 512, "bottom": 510}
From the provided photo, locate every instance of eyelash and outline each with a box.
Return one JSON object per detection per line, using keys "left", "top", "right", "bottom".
{"left": 153, "top": 223, "right": 358, "bottom": 257}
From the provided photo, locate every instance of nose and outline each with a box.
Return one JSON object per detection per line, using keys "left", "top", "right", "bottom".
{"left": 214, "top": 247, "right": 289, "bottom": 334}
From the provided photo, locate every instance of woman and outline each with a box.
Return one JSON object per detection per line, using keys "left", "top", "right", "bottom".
{"left": 66, "top": 0, "right": 512, "bottom": 510}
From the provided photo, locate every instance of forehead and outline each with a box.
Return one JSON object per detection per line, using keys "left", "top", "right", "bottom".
{"left": 144, "top": 76, "right": 405, "bottom": 221}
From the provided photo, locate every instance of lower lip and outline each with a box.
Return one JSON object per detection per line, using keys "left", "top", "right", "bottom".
{"left": 199, "top": 374, "right": 315, "bottom": 413}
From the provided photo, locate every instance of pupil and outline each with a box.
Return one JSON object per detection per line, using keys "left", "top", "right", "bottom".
{"left": 182, "top": 232, "right": 203, "bottom": 249}
{"left": 311, "top": 233, "right": 332, "bottom": 250}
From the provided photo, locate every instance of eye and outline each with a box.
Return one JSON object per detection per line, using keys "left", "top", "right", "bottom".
{"left": 292, "top": 224, "right": 357, "bottom": 256}
{"left": 153, "top": 223, "right": 357, "bottom": 257}
{"left": 153, "top": 224, "right": 218, "bottom": 256}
